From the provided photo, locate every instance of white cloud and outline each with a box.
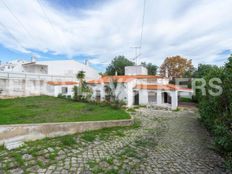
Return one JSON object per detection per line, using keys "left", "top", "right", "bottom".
{"left": 0, "top": 0, "right": 231, "bottom": 68}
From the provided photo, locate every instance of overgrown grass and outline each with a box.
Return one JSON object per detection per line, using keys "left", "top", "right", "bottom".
{"left": 173, "top": 107, "right": 180, "bottom": 112}
{"left": 10, "top": 152, "right": 24, "bottom": 166}
{"left": 81, "top": 132, "right": 96, "bottom": 142}
{"left": 0, "top": 145, "right": 5, "bottom": 151}
{"left": 179, "top": 97, "right": 194, "bottom": 103}
{"left": 0, "top": 96, "right": 130, "bottom": 124}
{"left": 60, "top": 135, "right": 77, "bottom": 146}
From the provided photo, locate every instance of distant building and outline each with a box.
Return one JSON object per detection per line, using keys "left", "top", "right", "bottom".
{"left": 125, "top": 65, "right": 148, "bottom": 75}
{"left": 0, "top": 59, "right": 99, "bottom": 98}
{"left": 0, "top": 59, "right": 99, "bottom": 80}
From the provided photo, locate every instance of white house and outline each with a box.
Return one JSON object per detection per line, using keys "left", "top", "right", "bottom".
{"left": 0, "top": 59, "right": 97, "bottom": 97}
{"left": 88, "top": 66, "right": 192, "bottom": 110}
{"left": 47, "top": 81, "right": 79, "bottom": 97}
{"left": 0, "top": 59, "right": 99, "bottom": 80}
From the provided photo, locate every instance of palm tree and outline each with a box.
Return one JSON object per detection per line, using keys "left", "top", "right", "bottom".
{"left": 76, "top": 71, "right": 85, "bottom": 88}
{"left": 104, "top": 78, "right": 125, "bottom": 102}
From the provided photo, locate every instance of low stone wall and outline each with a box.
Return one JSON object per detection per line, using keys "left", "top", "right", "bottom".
{"left": 0, "top": 118, "right": 133, "bottom": 146}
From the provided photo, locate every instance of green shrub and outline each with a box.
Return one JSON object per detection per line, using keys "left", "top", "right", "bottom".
{"left": 57, "top": 93, "right": 66, "bottom": 99}
{"left": 213, "top": 124, "right": 232, "bottom": 152}
{"left": 111, "top": 100, "right": 126, "bottom": 109}
{"left": 127, "top": 108, "right": 136, "bottom": 112}
{"left": 179, "top": 97, "right": 193, "bottom": 102}
{"left": 196, "top": 55, "right": 232, "bottom": 170}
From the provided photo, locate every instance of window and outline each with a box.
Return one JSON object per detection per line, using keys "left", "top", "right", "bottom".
{"left": 61, "top": 87, "right": 68, "bottom": 94}
{"left": 96, "top": 90, "right": 101, "bottom": 102}
{"left": 148, "top": 91, "right": 157, "bottom": 103}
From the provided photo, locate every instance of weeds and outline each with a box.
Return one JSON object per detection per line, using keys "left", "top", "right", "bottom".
{"left": 60, "top": 135, "right": 76, "bottom": 146}
{"left": 10, "top": 152, "right": 24, "bottom": 166}
{"left": 81, "top": 132, "right": 96, "bottom": 142}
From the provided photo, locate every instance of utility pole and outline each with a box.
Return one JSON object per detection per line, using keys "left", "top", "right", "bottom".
{"left": 131, "top": 46, "right": 141, "bottom": 65}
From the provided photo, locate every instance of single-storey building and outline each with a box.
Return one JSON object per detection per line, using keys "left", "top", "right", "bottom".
{"left": 88, "top": 66, "right": 192, "bottom": 110}
{"left": 47, "top": 81, "right": 79, "bottom": 97}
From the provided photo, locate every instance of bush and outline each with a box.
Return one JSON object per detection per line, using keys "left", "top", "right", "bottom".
{"left": 57, "top": 93, "right": 66, "bottom": 99}
{"left": 110, "top": 100, "right": 126, "bottom": 109}
{"left": 179, "top": 97, "right": 193, "bottom": 103}
{"left": 196, "top": 55, "right": 232, "bottom": 170}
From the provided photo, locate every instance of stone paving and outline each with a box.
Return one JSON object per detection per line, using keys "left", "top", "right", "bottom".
{"left": 0, "top": 108, "right": 231, "bottom": 174}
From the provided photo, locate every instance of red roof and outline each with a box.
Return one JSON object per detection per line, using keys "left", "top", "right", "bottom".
{"left": 47, "top": 81, "right": 79, "bottom": 86}
{"left": 134, "top": 84, "right": 192, "bottom": 91}
{"left": 88, "top": 75, "right": 164, "bottom": 84}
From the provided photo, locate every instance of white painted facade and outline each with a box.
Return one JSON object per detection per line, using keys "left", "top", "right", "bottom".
{"left": 0, "top": 59, "right": 99, "bottom": 80}
{"left": 0, "top": 59, "right": 97, "bottom": 98}
{"left": 36, "top": 60, "right": 99, "bottom": 80}
{"left": 125, "top": 65, "right": 148, "bottom": 75}
{"left": 47, "top": 84, "right": 76, "bottom": 97}
{"left": 0, "top": 71, "right": 78, "bottom": 97}
{"left": 88, "top": 66, "right": 193, "bottom": 110}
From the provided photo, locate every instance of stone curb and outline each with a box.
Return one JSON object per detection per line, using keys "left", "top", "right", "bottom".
{"left": 0, "top": 116, "right": 134, "bottom": 149}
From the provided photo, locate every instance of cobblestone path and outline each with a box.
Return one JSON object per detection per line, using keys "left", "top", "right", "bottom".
{"left": 0, "top": 109, "right": 230, "bottom": 174}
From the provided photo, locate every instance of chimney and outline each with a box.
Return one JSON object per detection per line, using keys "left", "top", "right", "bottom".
{"left": 84, "top": 60, "right": 89, "bottom": 66}
{"left": 165, "top": 67, "right": 169, "bottom": 78}
{"left": 31, "top": 56, "right": 37, "bottom": 63}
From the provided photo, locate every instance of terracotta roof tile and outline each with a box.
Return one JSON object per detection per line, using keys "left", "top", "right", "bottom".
{"left": 47, "top": 81, "right": 78, "bottom": 86}
{"left": 88, "top": 75, "right": 164, "bottom": 84}
{"left": 134, "top": 84, "right": 192, "bottom": 91}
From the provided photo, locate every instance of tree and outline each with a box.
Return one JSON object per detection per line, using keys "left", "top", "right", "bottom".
{"left": 104, "top": 78, "right": 126, "bottom": 108}
{"left": 193, "top": 64, "right": 219, "bottom": 78}
{"left": 160, "top": 56, "right": 194, "bottom": 78}
{"left": 141, "top": 62, "right": 158, "bottom": 75}
{"left": 105, "top": 56, "right": 135, "bottom": 75}
{"left": 74, "top": 71, "right": 92, "bottom": 101}
{"left": 76, "top": 70, "right": 85, "bottom": 87}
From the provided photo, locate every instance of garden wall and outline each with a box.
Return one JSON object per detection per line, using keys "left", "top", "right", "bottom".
{"left": 0, "top": 118, "right": 133, "bottom": 149}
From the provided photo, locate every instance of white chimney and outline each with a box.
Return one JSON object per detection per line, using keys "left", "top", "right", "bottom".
{"left": 84, "top": 60, "right": 89, "bottom": 66}
{"left": 31, "top": 56, "right": 37, "bottom": 63}
{"left": 165, "top": 67, "right": 169, "bottom": 78}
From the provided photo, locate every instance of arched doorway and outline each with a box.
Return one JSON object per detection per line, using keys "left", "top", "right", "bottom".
{"left": 134, "top": 91, "right": 139, "bottom": 105}
{"left": 163, "top": 92, "right": 171, "bottom": 104}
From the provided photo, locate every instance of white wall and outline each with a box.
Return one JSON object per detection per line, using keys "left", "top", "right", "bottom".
{"left": 157, "top": 78, "right": 169, "bottom": 84}
{"left": 126, "top": 79, "right": 137, "bottom": 107}
{"left": 125, "top": 66, "right": 148, "bottom": 75}
{"left": 53, "top": 85, "right": 75, "bottom": 97}
{"left": 23, "top": 65, "right": 48, "bottom": 74}
{"left": 178, "top": 91, "right": 192, "bottom": 98}
{"left": 139, "top": 89, "right": 148, "bottom": 105}
{"left": 171, "top": 91, "right": 178, "bottom": 110}
{"left": 1, "top": 60, "right": 99, "bottom": 81}
{"left": 37, "top": 60, "right": 99, "bottom": 80}
{"left": 90, "top": 81, "right": 133, "bottom": 106}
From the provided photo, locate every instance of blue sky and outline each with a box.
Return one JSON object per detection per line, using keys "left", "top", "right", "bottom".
{"left": 0, "top": 0, "right": 231, "bottom": 72}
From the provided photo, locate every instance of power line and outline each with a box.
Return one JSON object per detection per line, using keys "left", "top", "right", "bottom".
{"left": 37, "top": 0, "right": 66, "bottom": 51}
{"left": 1, "top": 0, "right": 33, "bottom": 40}
{"left": 37, "top": 0, "right": 57, "bottom": 36}
{"left": 131, "top": 0, "right": 146, "bottom": 65}
{"left": 0, "top": 21, "right": 27, "bottom": 52}
{"left": 140, "top": 0, "right": 146, "bottom": 50}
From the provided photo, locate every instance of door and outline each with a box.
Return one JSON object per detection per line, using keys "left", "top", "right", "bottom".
{"left": 134, "top": 91, "right": 139, "bottom": 105}
{"left": 148, "top": 91, "right": 157, "bottom": 103}
{"left": 164, "top": 92, "right": 168, "bottom": 103}
{"left": 96, "top": 90, "right": 101, "bottom": 102}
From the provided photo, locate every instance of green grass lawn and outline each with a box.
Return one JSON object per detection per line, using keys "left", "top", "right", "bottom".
{"left": 0, "top": 96, "right": 130, "bottom": 125}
